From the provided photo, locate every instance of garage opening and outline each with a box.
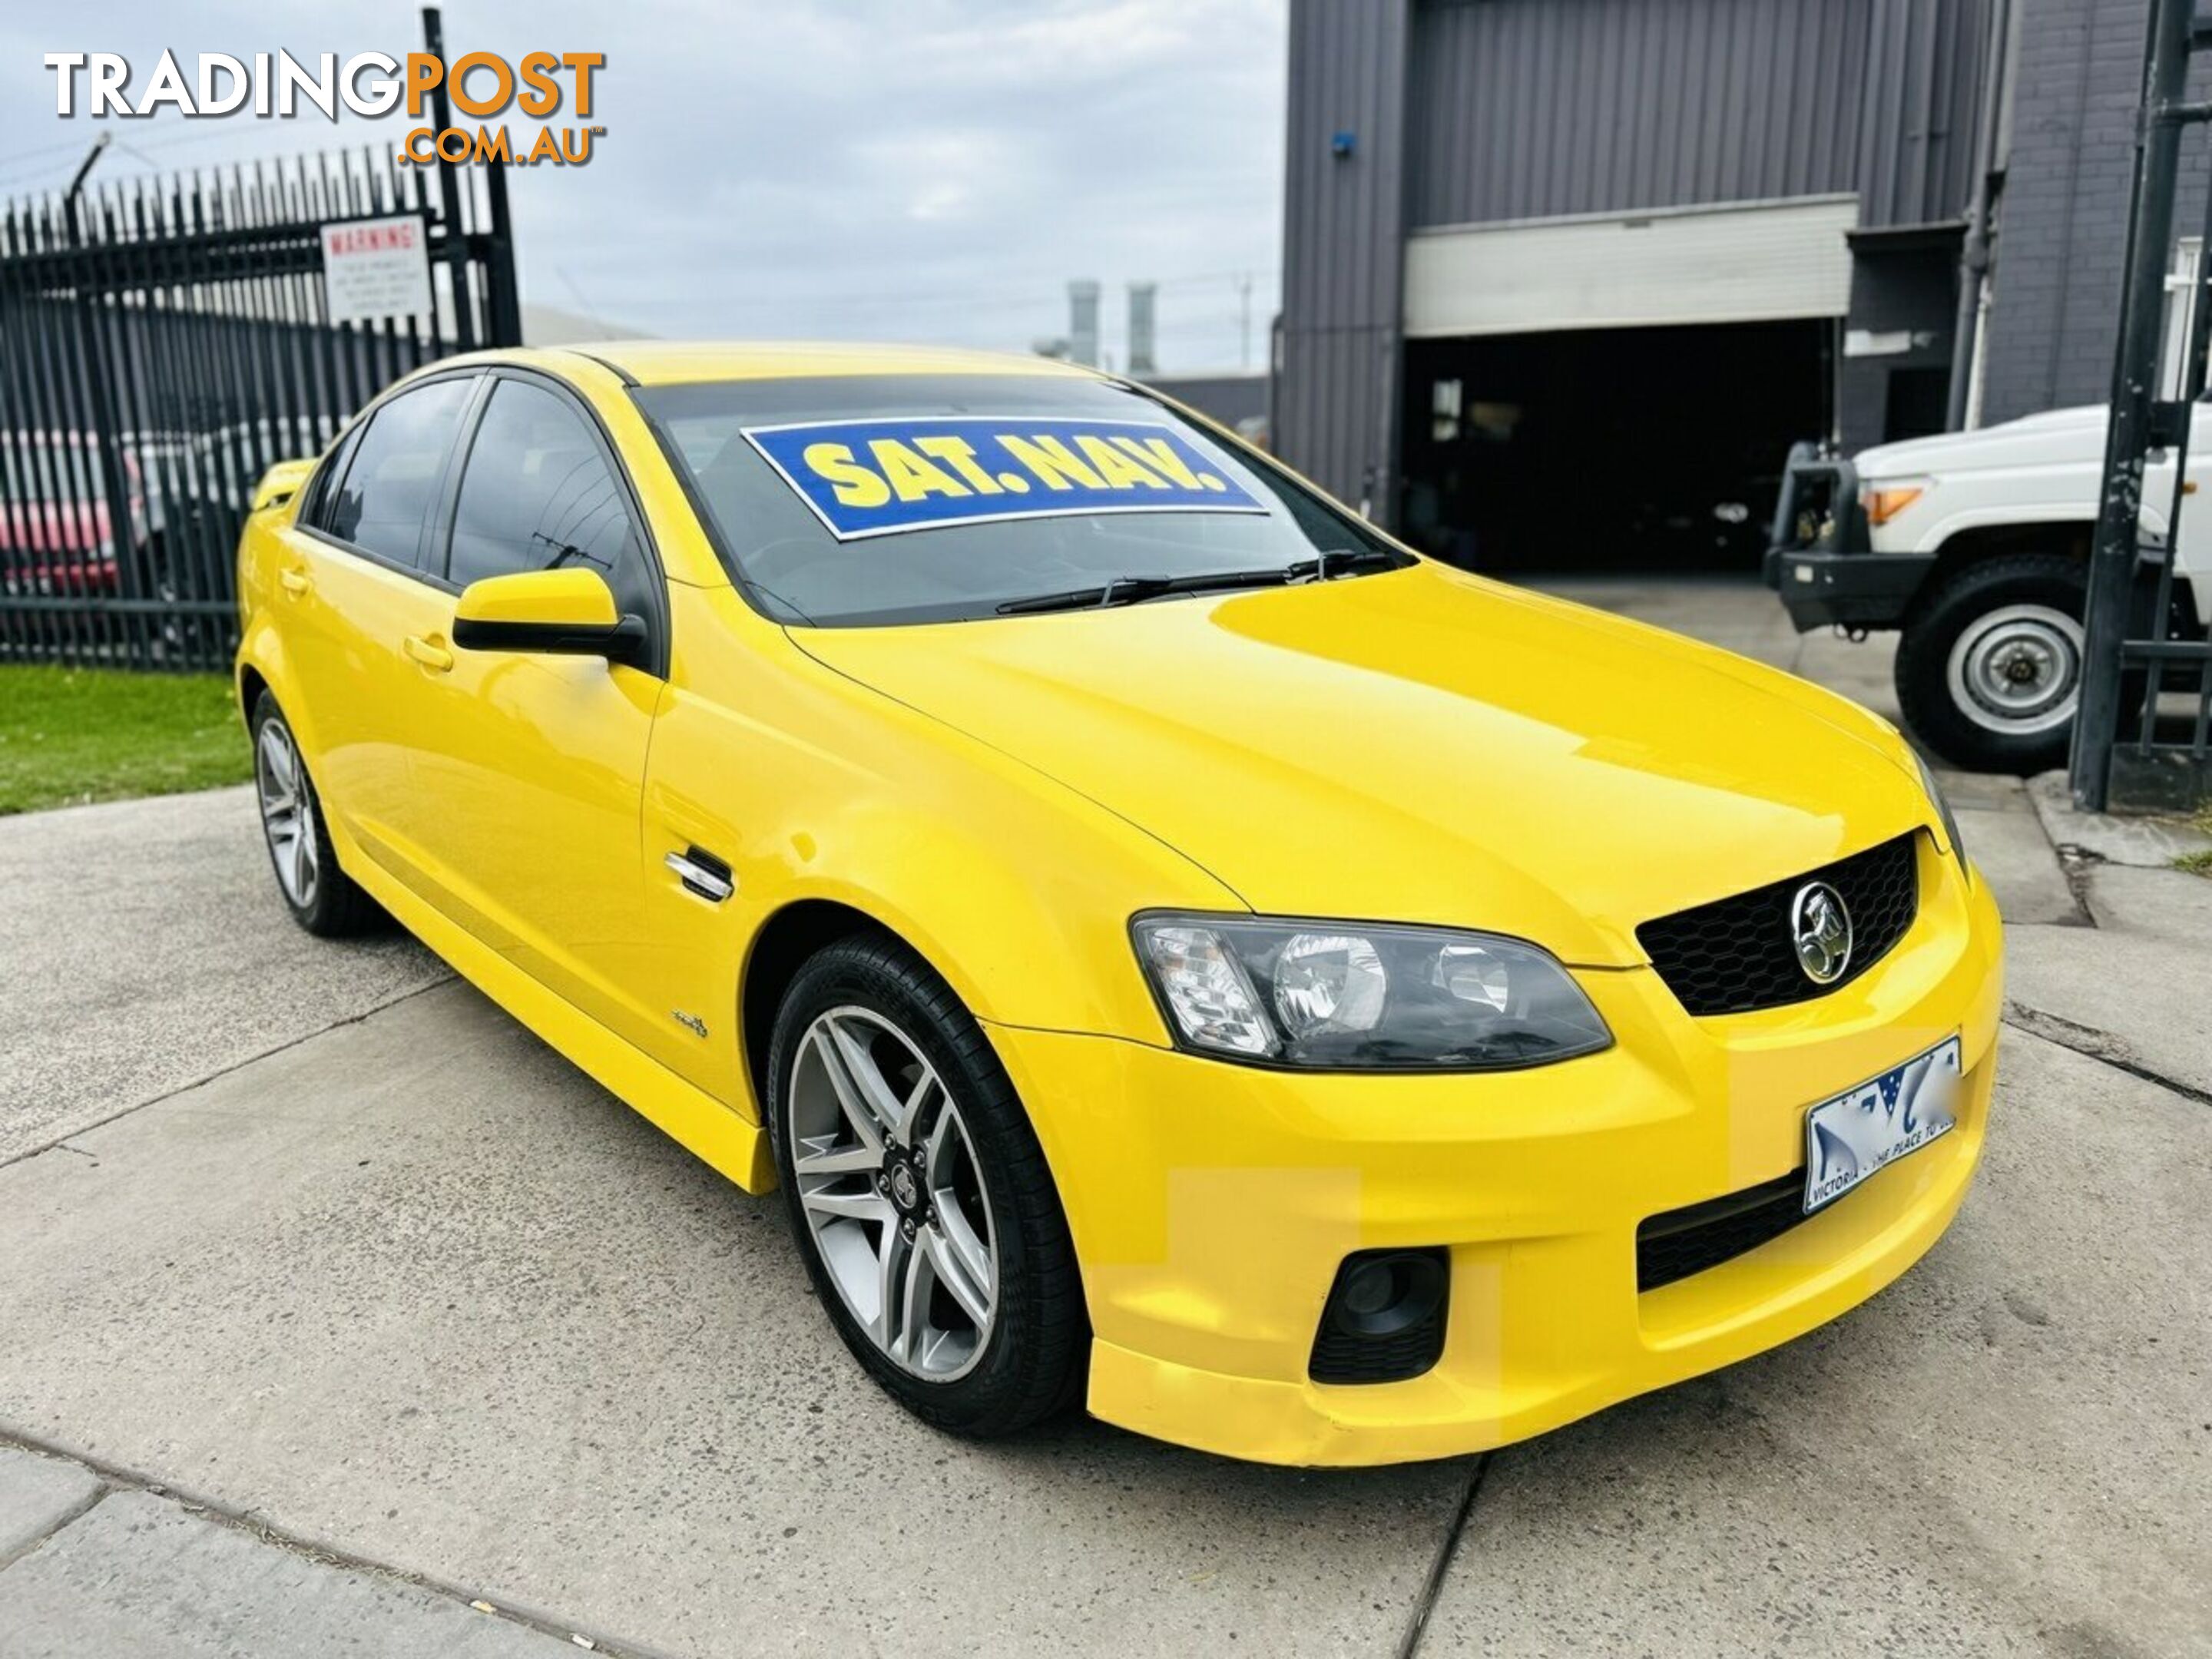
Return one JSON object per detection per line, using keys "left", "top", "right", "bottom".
{"left": 1396, "top": 320, "right": 1830, "bottom": 575}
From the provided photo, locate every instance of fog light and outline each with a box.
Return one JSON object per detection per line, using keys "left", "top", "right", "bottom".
{"left": 1310, "top": 1247, "right": 1449, "bottom": 1383}
{"left": 1339, "top": 1258, "right": 1403, "bottom": 1320}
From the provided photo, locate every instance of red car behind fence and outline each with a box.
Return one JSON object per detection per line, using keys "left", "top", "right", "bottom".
{"left": 0, "top": 432, "right": 144, "bottom": 598}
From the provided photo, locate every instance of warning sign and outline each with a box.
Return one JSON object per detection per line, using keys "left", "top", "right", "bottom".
{"left": 320, "top": 215, "right": 432, "bottom": 326}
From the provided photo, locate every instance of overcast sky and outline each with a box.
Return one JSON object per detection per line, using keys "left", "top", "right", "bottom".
{"left": 0, "top": 1, "right": 1287, "bottom": 373}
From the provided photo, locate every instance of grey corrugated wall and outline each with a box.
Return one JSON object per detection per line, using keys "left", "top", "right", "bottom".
{"left": 1406, "top": 0, "right": 1993, "bottom": 230}
{"left": 1856, "top": 0, "right": 2000, "bottom": 227}
{"left": 1273, "top": 0, "right": 1412, "bottom": 513}
{"left": 1278, "top": 0, "right": 2000, "bottom": 519}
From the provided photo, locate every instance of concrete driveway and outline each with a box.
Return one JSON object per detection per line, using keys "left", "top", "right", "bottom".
{"left": 0, "top": 786, "right": 448, "bottom": 1161}
{"left": 2, "top": 581, "right": 2207, "bottom": 1657}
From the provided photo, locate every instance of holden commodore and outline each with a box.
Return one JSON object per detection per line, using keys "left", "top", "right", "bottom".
{"left": 234, "top": 343, "right": 2001, "bottom": 1465}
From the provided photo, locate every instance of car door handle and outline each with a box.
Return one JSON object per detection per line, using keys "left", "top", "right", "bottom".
{"left": 279, "top": 568, "right": 310, "bottom": 596}
{"left": 403, "top": 634, "right": 454, "bottom": 673}
{"left": 664, "top": 848, "right": 736, "bottom": 903}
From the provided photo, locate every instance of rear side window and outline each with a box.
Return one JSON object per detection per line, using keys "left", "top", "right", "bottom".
{"left": 323, "top": 377, "right": 473, "bottom": 566}
{"left": 301, "top": 426, "right": 364, "bottom": 533}
{"left": 446, "top": 378, "right": 652, "bottom": 621}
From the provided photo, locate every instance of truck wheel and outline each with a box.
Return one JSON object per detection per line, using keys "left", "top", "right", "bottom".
{"left": 1895, "top": 553, "right": 2085, "bottom": 773}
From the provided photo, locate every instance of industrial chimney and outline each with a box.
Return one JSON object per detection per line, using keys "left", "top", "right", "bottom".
{"left": 1068, "top": 280, "right": 1101, "bottom": 367}
{"left": 1128, "top": 282, "right": 1157, "bottom": 378}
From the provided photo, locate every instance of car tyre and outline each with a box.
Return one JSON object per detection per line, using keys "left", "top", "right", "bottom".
{"left": 1895, "top": 551, "right": 2088, "bottom": 773}
{"left": 766, "top": 931, "right": 1087, "bottom": 1438}
{"left": 250, "top": 690, "right": 381, "bottom": 937}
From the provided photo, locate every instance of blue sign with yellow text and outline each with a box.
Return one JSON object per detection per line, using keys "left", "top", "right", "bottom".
{"left": 741, "top": 416, "right": 1267, "bottom": 541}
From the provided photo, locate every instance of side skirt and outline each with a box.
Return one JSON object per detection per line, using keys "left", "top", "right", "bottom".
{"left": 333, "top": 819, "right": 776, "bottom": 1195}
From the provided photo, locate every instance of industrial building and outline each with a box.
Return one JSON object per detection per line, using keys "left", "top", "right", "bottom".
{"left": 1273, "top": 0, "right": 2156, "bottom": 573}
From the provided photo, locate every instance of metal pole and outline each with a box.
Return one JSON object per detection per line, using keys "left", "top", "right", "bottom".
{"left": 65, "top": 134, "right": 111, "bottom": 204}
{"left": 420, "top": 7, "right": 476, "bottom": 353}
{"left": 2071, "top": 0, "right": 2195, "bottom": 810}
{"left": 64, "top": 134, "right": 141, "bottom": 654}
{"left": 1947, "top": 0, "right": 2013, "bottom": 432}
{"left": 481, "top": 139, "right": 522, "bottom": 346}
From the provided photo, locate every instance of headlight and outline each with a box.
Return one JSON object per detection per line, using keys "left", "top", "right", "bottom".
{"left": 1131, "top": 913, "right": 1612, "bottom": 1071}
{"left": 1915, "top": 751, "right": 1969, "bottom": 874}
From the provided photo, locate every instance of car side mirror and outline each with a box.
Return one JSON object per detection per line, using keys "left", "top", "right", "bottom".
{"left": 251, "top": 458, "right": 317, "bottom": 512}
{"left": 451, "top": 568, "right": 648, "bottom": 667}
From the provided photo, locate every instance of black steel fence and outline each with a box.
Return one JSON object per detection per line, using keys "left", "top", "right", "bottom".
{"left": 2072, "top": 0, "right": 2212, "bottom": 811}
{"left": 0, "top": 140, "right": 518, "bottom": 672}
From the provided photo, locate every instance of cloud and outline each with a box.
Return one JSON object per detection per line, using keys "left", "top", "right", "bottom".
{"left": 0, "top": 0, "right": 1286, "bottom": 371}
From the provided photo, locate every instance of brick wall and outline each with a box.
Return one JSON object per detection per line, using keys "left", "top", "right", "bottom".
{"left": 1980, "top": 0, "right": 2210, "bottom": 422}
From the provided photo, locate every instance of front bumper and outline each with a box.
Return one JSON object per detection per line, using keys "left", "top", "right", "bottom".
{"left": 1763, "top": 442, "right": 1933, "bottom": 633}
{"left": 1772, "top": 548, "right": 1936, "bottom": 633}
{"left": 990, "top": 836, "right": 2002, "bottom": 1466}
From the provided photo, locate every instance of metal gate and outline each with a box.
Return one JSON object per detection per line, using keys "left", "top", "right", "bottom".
{"left": 0, "top": 134, "right": 519, "bottom": 673}
{"left": 2071, "top": 0, "right": 2212, "bottom": 811}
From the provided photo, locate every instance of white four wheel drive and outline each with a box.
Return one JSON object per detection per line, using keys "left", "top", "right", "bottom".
{"left": 1767, "top": 406, "right": 2212, "bottom": 773}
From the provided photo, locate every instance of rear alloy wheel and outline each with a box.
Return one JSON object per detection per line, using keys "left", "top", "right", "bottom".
{"left": 249, "top": 691, "right": 380, "bottom": 938}
{"left": 256, "top": 717, "right": 319, "bottom": 911}
{"left": 767, "top": 932, "right": 1085, "bottom": 1436}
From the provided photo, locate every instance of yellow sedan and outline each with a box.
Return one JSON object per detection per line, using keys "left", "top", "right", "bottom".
{"left": 234, "top": 343, "right": 2002, "bottom": 1465}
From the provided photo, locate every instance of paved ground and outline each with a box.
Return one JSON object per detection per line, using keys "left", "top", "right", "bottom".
{"left": 0, "top": 788, "right": 448, "bottom": 1161}
{"left": 1, "top": 578, "right": 2207, "bottom": 1657}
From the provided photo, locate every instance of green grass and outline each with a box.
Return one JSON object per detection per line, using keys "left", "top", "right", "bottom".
{"left": 2173, "top": 804, "right": 2212, "bottom": 878}
{"left": 0, "top": 664, "right": 250, "bottom": 816}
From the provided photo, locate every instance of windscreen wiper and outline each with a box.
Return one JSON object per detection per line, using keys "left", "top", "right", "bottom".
{"left": 995, "top": 549, "right": 1402, "bottom": 617}
{"left": 1286, "top": 547, "right": 1401, "bottom": 583}
{"left": 995, "top": 575, "right": 1179, "bottom": 615}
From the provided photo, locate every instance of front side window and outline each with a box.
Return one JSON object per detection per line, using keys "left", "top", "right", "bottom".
{"left": 323, "top": 376, "right": 473, "bottom": 566}
{"left": 632, "top": 374, "right": 1405, "bottom": 627}
{"left": 447, "top": 378, "right": 651, "bottom": 621}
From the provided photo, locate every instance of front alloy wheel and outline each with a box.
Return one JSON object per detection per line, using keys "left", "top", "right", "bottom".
{"left": 767, "top": 932, "right": 1086, "bottom": 1437}
{"left": 787, "top": 1008, "right": 998, "bottom": 1380}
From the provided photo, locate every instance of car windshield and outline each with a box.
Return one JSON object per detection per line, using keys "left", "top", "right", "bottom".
{"left": 631, "top": 374, "right": 1409, "bottom": 626}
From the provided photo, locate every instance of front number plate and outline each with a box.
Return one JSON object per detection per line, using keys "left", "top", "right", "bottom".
{"left": 1803, "top": 1035, "right": 1962, "bottom": 1214}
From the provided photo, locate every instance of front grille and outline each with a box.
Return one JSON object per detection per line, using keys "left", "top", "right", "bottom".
{"left": 1636, "top": 833, "right": 1919, "bottom": 1016}
{"left": 1636, "top": 1170, "right": 1810, "bottom": 1292}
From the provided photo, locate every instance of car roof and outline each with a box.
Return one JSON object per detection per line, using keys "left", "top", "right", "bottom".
{"left": 466, "top": 340, "right": 1109, "bottom": 389}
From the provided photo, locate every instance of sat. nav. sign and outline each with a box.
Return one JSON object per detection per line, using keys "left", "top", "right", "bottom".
{"left": 742, "top": 416, "right": 1265, "bottom": 540}
{"left": 320, "top": 215, "right": 432, "bottom": 326}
